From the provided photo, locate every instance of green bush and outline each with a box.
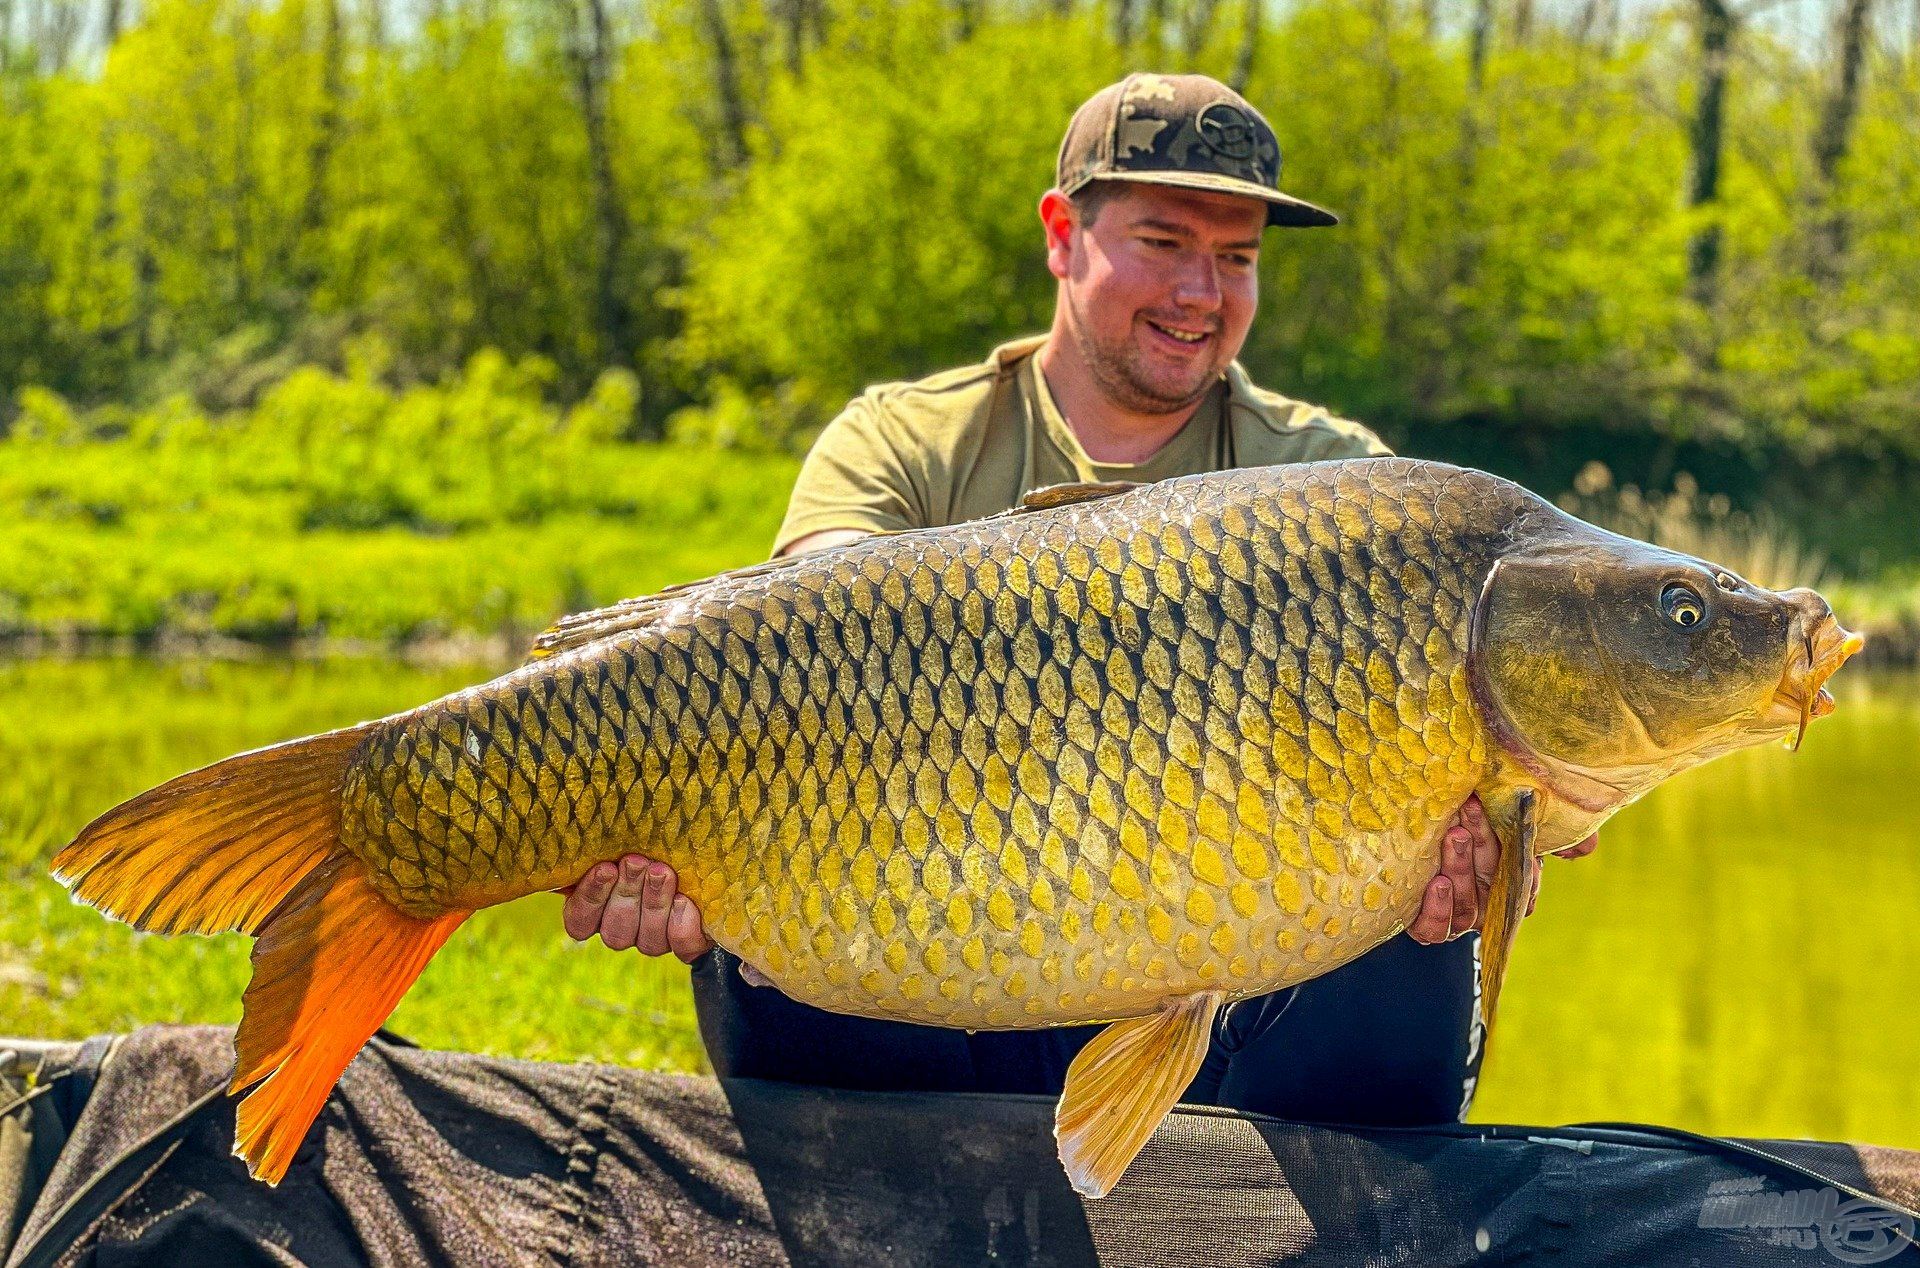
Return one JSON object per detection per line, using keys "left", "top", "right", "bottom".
{"left": 0, "top": 359, "right": 800, "bottom": 645}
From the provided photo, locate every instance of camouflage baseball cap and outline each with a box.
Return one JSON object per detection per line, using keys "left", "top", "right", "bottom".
{"left": 1056, "top": 73, "right": 1338, "bottom": 228}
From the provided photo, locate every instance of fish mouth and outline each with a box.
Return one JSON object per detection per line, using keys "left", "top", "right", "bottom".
{"left": 1771, "top": 613, "right": 1865, "bottom": 750}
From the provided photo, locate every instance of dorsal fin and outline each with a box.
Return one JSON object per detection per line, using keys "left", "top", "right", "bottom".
{"left": 1017, "top": 480, "right": 1140, "bottom": 512}
{"left": 530, "top": 486, "right": 1135, "bottom": 662}
{"left": 526, "top": 554, "right": 812, "bottom": 662}
{"left": 525, "top": 529, "right": 911, "bottom": 662}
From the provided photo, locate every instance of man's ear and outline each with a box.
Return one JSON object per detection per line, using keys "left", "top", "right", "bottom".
{"left": 1039, "top": 189, "right": 1076, "bottom": 281}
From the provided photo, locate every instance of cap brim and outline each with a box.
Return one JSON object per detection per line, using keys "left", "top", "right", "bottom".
{"left": 1085, "top": 170, "right": 1339, "bottom": 228}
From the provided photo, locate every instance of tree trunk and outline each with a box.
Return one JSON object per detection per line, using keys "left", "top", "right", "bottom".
{"left": 559, "top": 0, "right": 634, "bottom": 367}
{"left": 93, "top": 0, "right": 128, "bottom": 356}
{"left": 1229, "top": 0, "right": 1259, "bottom": 91}
{"left": 1511, "top": 0, "right": 1534, "bottom": 45}
{"left": 1468, "top": 0, "right": 1494, "bottom": 91}
{"left": 134, "top": 245, "right": 157, "bottom": 357}
{"left": 232, "top": 8, "right": 257, "bottom": 313}
{"left": 1113, "top": 0, "right": 1137, "bottom": 49}
{"left": 1686, "top": 0, "right": 1734, "bottom": 311}
{"left": 295, "top": 0, "right": 345, "bottom": 287}
{"left": 781, "top": 0, "right": 805, "bottom": 74}
{"left": 1808, "top": 0, "right": 1873, "bottom": 273}
{"left": 41, "top": 0, "right": 81, "bottom": 73}
{"left": 1184, "top": 0, "right": 1221, "bottom": 61}
{"left": 700, "top": 0, "right": 748, "bottom": 170}
{"left": 1443, "top": 0, "right": 1499, "bottom": 411}
{"left": 1571, "top": 0, "right": 1603, "bottom": 48}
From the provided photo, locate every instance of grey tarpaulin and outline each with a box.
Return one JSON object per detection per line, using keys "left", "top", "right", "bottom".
{"left": 4, "top": 1024, "right": 1917, "bottom": 1267}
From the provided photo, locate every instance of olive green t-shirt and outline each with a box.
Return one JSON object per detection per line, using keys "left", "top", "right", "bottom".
{"left": 772, "top": 335, "right": 1392, "bottom": 556}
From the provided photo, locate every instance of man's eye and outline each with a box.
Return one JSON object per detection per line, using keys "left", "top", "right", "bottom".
{"left": 1222, "top": 253, "right": 1256, "bottom": 269}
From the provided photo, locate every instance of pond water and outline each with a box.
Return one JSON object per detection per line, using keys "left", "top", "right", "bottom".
{"left": 3, "top": 658, "right": 1915, "bottom": 1148}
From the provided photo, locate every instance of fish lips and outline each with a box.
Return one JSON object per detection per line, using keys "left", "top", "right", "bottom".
{"left": 1770, "top": 611, "right": 1865, "bottom": 749}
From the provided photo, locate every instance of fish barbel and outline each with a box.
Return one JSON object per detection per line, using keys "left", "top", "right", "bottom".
{"left": 53, "top": 459, "right": 1861, "bottom": 1195}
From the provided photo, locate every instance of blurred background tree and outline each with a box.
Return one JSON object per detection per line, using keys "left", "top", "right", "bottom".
{"left": 1, "top": 0, "right": 1917, "bottom": 576}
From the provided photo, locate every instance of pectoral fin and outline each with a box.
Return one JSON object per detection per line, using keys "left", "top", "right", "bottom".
{"left": 1477, "top": 787, "right": 1537, "bottom": 1035}
{"left": 1054, "top": 991, "right": 1222, "bottom": 1199}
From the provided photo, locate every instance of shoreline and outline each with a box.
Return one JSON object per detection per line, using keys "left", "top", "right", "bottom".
{"left": 0, "top": 629, "right": 524, "bottom": 671}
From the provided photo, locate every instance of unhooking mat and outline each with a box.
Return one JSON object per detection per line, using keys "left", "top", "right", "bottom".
{"left": 3, "top": 1024, "right": 1917, "bottom": 1267}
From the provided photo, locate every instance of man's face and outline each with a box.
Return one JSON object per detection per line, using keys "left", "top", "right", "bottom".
{"left": 1045, "top": 183, "right": 1266, "bottom": 416}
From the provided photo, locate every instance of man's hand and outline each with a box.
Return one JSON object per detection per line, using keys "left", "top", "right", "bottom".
{"left": 561, "top": 856, "right": 713, "bottom": 963}
{"left": 1406, "top": 794, "right": 1600, "bottom": 944}
{"left": 560, "top": 528, "right": 857, "bottom": 967}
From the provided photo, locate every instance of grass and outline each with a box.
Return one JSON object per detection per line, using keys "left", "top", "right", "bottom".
{"left": 0, "top": 360, "right": 802, "bottom": 648}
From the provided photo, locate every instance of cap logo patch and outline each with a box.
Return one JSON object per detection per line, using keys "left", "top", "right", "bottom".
{"left": 1196, "top": 102, "right": 1259, "bottom": 162}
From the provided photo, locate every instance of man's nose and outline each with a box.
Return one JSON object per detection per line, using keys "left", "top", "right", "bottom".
{"left": 1171, "top": 252, "right": 1223, "bottom": 309}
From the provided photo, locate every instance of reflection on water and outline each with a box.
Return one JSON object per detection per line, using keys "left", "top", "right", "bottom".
{"left": 3, "top": 659, "right": 1915, "bottom": 1146}
{"left": 1476, "top": 672, "right": 1920, "bottom": 1147}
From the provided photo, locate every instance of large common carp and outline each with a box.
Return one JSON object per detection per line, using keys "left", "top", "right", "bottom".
{"left": 54, "top": 458, "right": 1860, "bottom": 1196}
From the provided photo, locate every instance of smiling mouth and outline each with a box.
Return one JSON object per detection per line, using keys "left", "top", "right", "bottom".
{"left": 1773, "top": 615, "right": 1865, "bottom": 749}
{"left": 1145, "top": 319, "right": 1213, "bottom": 347}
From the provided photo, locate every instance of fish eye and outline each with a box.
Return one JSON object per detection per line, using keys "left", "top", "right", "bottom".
{"left": 1661, "top": 582, "right": 1706, "bottom": 629}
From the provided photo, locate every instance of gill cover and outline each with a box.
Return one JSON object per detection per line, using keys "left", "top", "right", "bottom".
{"left": 1471, "top": 538, "right": 1792, "bottom": 771}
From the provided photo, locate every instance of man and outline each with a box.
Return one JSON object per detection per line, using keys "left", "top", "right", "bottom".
{"left": 564, "top": 73, "right": 1597, "bottom": 1123}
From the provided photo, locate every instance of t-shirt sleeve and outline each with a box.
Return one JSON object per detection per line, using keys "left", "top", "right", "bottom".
{"left": 1231, "top": 384, "right": 1396, "bottom": 464}
{"left": 772, "top": 396, "right": 929, "bottom": 556}
{"left": 1296, "top": 412, "right": 1394, "bottom": 461}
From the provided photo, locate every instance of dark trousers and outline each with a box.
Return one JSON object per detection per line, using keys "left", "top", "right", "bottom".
{"left": 692, "top": 931, "right": 1483, "bottom": 1126}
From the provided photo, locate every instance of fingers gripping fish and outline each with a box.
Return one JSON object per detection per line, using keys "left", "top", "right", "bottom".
{"left": 51, "top": 459, "right": 1861, "bottom": 1196}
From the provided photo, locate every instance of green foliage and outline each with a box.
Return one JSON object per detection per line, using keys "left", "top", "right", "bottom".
{"left": 678, "top": 22, "right": 1119, "bottom": 421}
{"left": 0, "top": 357, "right": 799, "bottom": 644}
{"left": 0, "top": 0, "right": 1915, "bottom": 465}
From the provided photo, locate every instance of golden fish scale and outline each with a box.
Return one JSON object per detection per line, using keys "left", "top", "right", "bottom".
{"left": 340, "top": 460, "right": 1505, "bottom": 1028}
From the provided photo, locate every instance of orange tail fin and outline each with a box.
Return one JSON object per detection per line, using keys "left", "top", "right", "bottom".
{"left": 51, "top": 724, "right": 374, "bottom": 936}
{"left": 51, "top": 722, "right": 471, "bottom": 1184}
{"left": 232, "top": 856, "right": 468, "bottom": 1183}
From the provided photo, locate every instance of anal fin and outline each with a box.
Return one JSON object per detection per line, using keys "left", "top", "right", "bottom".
{"left": 1054, "top": 991, "right": 1222, "bottom": 1199}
